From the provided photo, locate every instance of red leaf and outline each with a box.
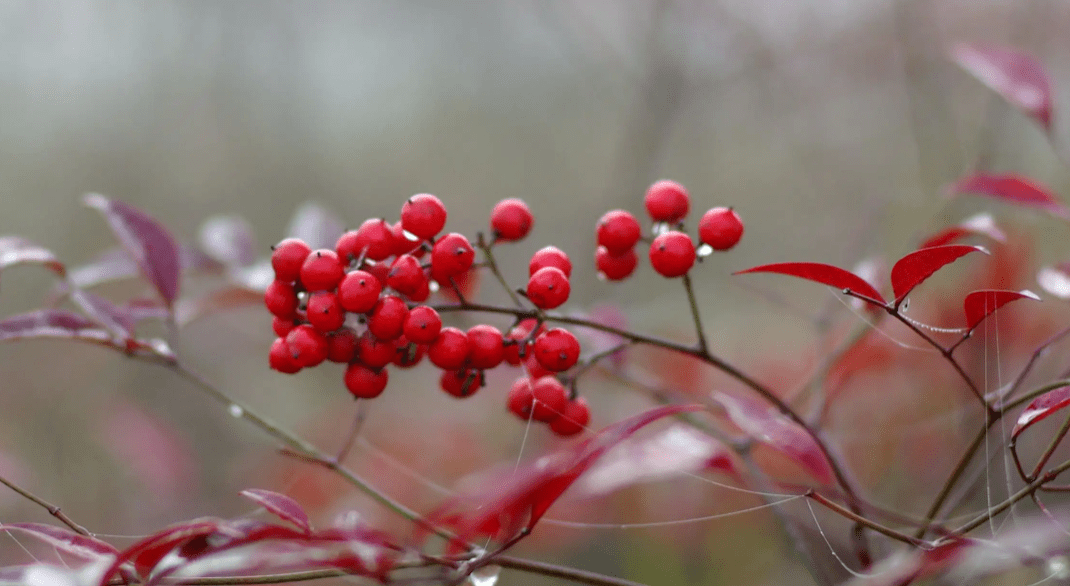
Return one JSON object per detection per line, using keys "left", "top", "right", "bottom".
{"left": 712, "top": 393, "right": 835, "bottom": 487}
{"left": 1, "top": 523, "right": 118, "bottom": 560}
{"left": 0, "top": 309, "right": 111, "bottom": 345}
{"left": 1012, "top": 386, "right": 1070, "bottom": 440}
{"left": 952, "top": 43, "right": 1053, "bottom": 132}
{"left": 950, "top": 174, "right": 1068, "bottom": 219}
{"left": 963, "top": 289, "right": 1039, "bottom": 329}
{"left": 84, "top": 194, "right": 181, "bottom": 306}
{"left": 240, "top": 489, "right": 312, "bottom": 534}
{"left": 890, "top": 245, "right": 985, "bottom": 303}
{"left": 0, "top": 236, "right": 65, "bottom": 278}
{"left": 919, "top": 213, "right": 1006, "bottom": 249}
{"left": 734, "top": 262, "right": 886, "bottom": 305}
{"left": 98, "top": 518, "right": 224, "bottom": 585}
{"left": 423, "top": 404, "right": 701, "bottom": 546}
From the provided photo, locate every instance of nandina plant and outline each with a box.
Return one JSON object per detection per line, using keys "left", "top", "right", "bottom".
{"left": 1, "top": 42, "right": 1070, "bottom": 586}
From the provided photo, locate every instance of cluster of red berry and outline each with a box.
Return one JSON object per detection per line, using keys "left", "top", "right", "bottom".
{"left": 596, "top": 180, "right": 744, "bottom": 280}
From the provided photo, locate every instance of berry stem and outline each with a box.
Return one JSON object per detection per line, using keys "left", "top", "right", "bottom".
{"left": 0, "top": 474, "right": 92, "bottom": 537}
{"left": 681, "top": 272, "right": 709, "bottom": 355}
{"left": 476, "top": 232, "right": 524, "bottom": 308}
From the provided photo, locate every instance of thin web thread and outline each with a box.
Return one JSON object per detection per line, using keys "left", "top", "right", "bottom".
{"left": 826, "top": 288, "right": 936, "bottom": 352}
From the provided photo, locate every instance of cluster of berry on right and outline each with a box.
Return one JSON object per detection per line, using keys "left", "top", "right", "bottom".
{"left": 595, "top": 180, "right": 744, "bottom": 280}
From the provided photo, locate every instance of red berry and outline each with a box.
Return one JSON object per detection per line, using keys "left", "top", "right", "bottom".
{"left": 368, "top": 295, "right": 408, "bottom": 341}
{"left": 596, "top": 210, "right": 641, "bottom": 254}
{"left": 533, "top": 327, "right": 580, "bottom": 372}
{"left": 271, "top": 238, "right": 312, "bottom": 283}
{"left": 392, "top": 337, "right": 425, "bottom": 368}
{"left": 595, "top": 246, "right": 638, "bottom": 281}
{"left": 326, "top": 328, "right": 360, "bottom": 363}
{"left": 344, "top": 364, "right": 388, "bottom": 399}
{"left": 439, "top": 369, "right": 484, "bottom": 398}
{"left": 268, "top": 337, "right": 302, "bottom": 374}
{"left": 490, "top": 198, "right": 534, "bottom": 242}
{"left": 407, "top": 277, "right": 431, "bottom": 302}
{"left": 391, "top": 220, "right": 423, "bottom": 257}
{"left": 466, "top": 324, "right": 505, "bottom": 370}
{"left": 337, "top": 270, "right": 382, "bottom": 314}
{"left": 523, "top": 352, "right": 555, "bottom": 380}
{"left": 698, "top": 207, "right": 744, "bottom": 251}
{"left": 431, "top": 233, "right": 475, "bottom": 280}
{"left": 549, "top": 397, "right": 591, "bottom": 436}
{"left": 503, "top": 319, "right": 543, "bottom": 365}
{"left": 300, "top": 249, "right": 345, "bottom": 291}
{"left": 427, "top": 326, "right": 469, "bottom": 370}
{"left": 365, "top": 261, "right": 391, "bottom": 287}
{"left": 644, "top": 180, "right": 690, "bottom": 223}
{"left": 264, "top": 280, "right": 299, "bottom": 319}
{"left": 528, "top": 246, "right": 572, "bottom": 278}
{"left": 526, "top": 266, "right": 570, "bottom": 309}
{"left": 357, "top": 332, "right": 397, "bottom": 369}
{"left": 403, "top": 305, "right": 442, "bottom": 344}
{"left": 507, "top": 377, "right": 535, "bottom": 419}
{"left": 336, "top": 219, "right": 395, "bottom": 263}
{"left": 306, "top": 291, "right": 345, "bottom": 333}
{"left": 272, "top": 315, "right": 296, "bottom": 338}
{"left": 530, "top": 376, "right": 568, "bottom": 422}
{"left": 648, "top": 231, "right": 696, "bottom": 278}
{"left": 387, "top": 254, "right": 428, "bottom": 298}
{"left": 286, "top": 324, "right": 329, "bottom": 368}
{"left": 401, "top": 193, "right": 447, "bottom": 240}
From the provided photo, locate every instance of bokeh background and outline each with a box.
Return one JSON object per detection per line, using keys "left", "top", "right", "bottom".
{"left": 2, "top": 2, "right": 1070, "bottom": 585}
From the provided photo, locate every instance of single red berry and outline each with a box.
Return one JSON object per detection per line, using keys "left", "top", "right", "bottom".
{"left": 264, "top": 280, "right": 299, "bottom": 319}
{"left": 466, "top": 324, "right": 505, "bottom": 370}
{"left": 391, "top": 220, "right": 424, "bottom": 257}
{"left": 337, "top": 270, "right": 382, "bottom": 314}
{"left": 368, "top": 295, "right": 408, "bottom": 341}
{"left": 326, "top": 328, "right": 359, "bottom": 363}
{"left": 306, "top": 291, "right": 345, "bottom": 333}
{"left": 407, "top": 277, "right": 431, "bottom": 302}
{"left": 595, "top": 246, "right": 638, "bottom": 281}
{"left": 272, "top": 315, "right": 296, "bottom": 338}
{"left": 698, "top": 207, "right": 744, "bottom": 251}
{"left": 490, "top": 198, "right": 534, "bottom": 242}
{"left": 427, "top": 326, "right": 470, "bottom": 370}
{"left": 530, "top": 376, "right": 568, "bottom": 422}
{"left": 506, "top": 377, "right": 535, "bottom": 419}
{"left": 403, "top": 305, "right": 442, "bottom": 344}
{"left": 596, "top": 210, "right": 642, "bottom": 254}
{"left": 533, "top": 327, "right": 580, "bottom": 372}
{"left": 439, "top": 369, "right": 484, "bottom": 398}
{"left": 357, "top": 332, "right": 397, "bottom": 369}
{"left": 268, "top": 337, "right": 302, "bottom": 374}
{"left": 300, "top": 249, "right": 345, "bottom": 291}
{"left": 549, "top": 397, "right": 591, "bottom": 436}
{"left": 526, "top": 266, "right": 570, "bottom": 309}
{"left": 401, "top": 193, "right": 447, "bottom": 240}
{"left": 644, "top": 179, "right": 690, "bottom": 223}
{"left": 430, "top": 233, "right": 475, "bottom": 280}
{"left": 387, "top": 254, "right": 428, "bottom": 298}
{"left": 503, "top": 319, "right": 543, "bottom": 365}
{"left": 365, "top": 261, "right": 390, "bottom": 287}
{"left": 344, "top": 364, "right": 388, "bottom": 399}
{"left": 336, "top": 219, "right": 395, "bottom": 263}
{"left": 523, "top": 352, "right": 555, "bottom": 380}
{"left": 528, "top": 245, "right": 572, "bottom": 278}
{"left": 392, "top": 337, "right": 425, "bottom": 368}
{"left": 286, "top": 324, "right": 329, "bottom": 368}
{"left": 271, "top": 238, "right": 312, "bottom": 283}
{"left": 648, "top": 231, "right": 696, "bottom": 278}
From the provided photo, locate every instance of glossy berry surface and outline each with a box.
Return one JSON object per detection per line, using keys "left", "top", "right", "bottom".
{"left": 439, "top": 369, "right": 484, "bottom": 398}
{"left": 337, "top": 270, "right": 382, "bottom": 314}
{"left": 326, "top": 329, "right": 359, "bottom": 363}
{"left": 336, "top": 219, "right": 395, "bottom": 262}
{"left": 466, "top": 324, "right": 505, "bottom": 370}
{"left": 387, "top": 254, "right": 427, "bottom": 298}
{"left": 699, "top": 207, "right": 744, "bottom": 251}
{"left": 644, "top": 179, "right": 690, "bottom": 223}
{"left": 526, "top": 266, "right": 570, "bottom": 309}
{"left": 506, "top": 377, "right": 535, "bottom": 419}
{"left": 427, "top": 326, "right": 470, "bottom": 370}
{"left": 286, "top": 325, "right": 329, "bottom": 368}
{"left": 403, "top": 305, "right": 443, "bottom": 344}
{"left": 595, "top": 246, "right": 638, "bottom": 281}
{"left": 306, "top": 291, "right": 345, "bottom": 333}
{"left": 344, "top": 364, "right": 388, "bottom": 399}
{"left": 268, "top": 337, "right": 302, "bottom": 374}
{"left": 490, "top": 198, "right": 534, "bottom": 242}
{"left": 431, "top": 232, "right": 475, "bottom": 280}
{"left": 596, "top": 210, "right": 642, "bottom": 254}
{"left": 271, "top": 238, "right": 312, "bottom": 283}
{"left": 528, "top": 246, "right": 572, "bottom": 278}
{"left": 368, "top": 295, "right": 408, "bottom": 341}
{"left": 649, "top": 231, "right": 696, "bottom": 278}
{"left": 549, "top": 397, "right": 591, "bottom": 436}
{"left": 300, "top": 249, "right": 345, "bottom": 291}
{"left": 401, "top": 193, "right": 447, "bottom": 240}
{"left": 530, "top": 376, "right": 568, "bottom": 422}
{"left": 264, "top": 280, "right": 299, "bottom": 319}
{"left": 533, "top": 327, "right": 580, "bottom": 372}
{"left": 357, "top": 333, "right": 397, "bottom": 369}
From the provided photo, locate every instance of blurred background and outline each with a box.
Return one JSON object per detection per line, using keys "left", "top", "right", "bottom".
{"left": 2, "top": 1, "right": 1070, "bottom": 585}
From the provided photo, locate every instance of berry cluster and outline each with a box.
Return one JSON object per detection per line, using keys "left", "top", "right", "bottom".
{"left": 264, "top": 194, "right": 590, "bottom": 436}
{"left": 595, "top": 179, "right": 744, "bottom": 280}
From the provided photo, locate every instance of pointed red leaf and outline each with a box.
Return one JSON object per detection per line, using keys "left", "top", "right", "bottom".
{"left": 963, "top": 289, "right": 1040, "bottom": 329}
{"left": 2, "top": 523, "right": 118, "bottom": 560}
{"left": 950, "top": 174, "right": 1068, "bottom": 219}
{"left": 239, "top": 489, "right": 312, "bottom": 534}
{"left": 1012, "top": 386, "right": 1070, "bottom": 440}
{"left": 919, "top": 213, "right": 1006, "bottom": 249}
{"left": 734, "top": 262, "right": 886, "bottom": 305}
{"left": 0, "top": 237, "right": 65, "bottom": 278}
{"left": 98, "top": 518, "right": 224, "bottom": 585}
{"left": 712, "top": 393, "right": 835, "bottom": 487}
{"left": 890, "top": 245, "right": 985, "bottom": 303}
{"left": 84, "top": 194, "right": 181, "bottom": 306}
{"left": 0, "top": 309, "right": 111, "bottom": 345}
{"left": 952, "top": 44, "right": 1052, "bottom": 132}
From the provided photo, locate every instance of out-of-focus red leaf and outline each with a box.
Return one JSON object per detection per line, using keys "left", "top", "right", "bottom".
{"left": 842, "top": 537, "right": 975, "bottom": 586}
{"left": 286, "top": 202, "right": 344, "bottom": 251}
{"left": 240, "top": 489, "right": 312, "bottom": 534}
{"left": 950, "top": 174, "right": 1068, "bottom": 219}
{"left": 423, "top": 404, "right": 702, "bottom": 546}
{"left": 174, "top": 286, "right": 263, "bottom": 326}
{"left": 890, "top": 245, "right": 985, "bottom": 303}
{"left": 0, "top": 236, "right": 65, "bottom": 279}
{"left": 734, "top": 262, "right": 886, "bottom": 305}
{"left": 98, "top": 518, "right": 224, "bottom": 585}
{"left": 578, "top": 424, "right": 738, "bottom": 496}
{"left": 0, "top": 310, "right": 111, "bottom": 345}
{"left": 198, "top": 215, "right": 257, "bottom": 267}
{"left": 1, "top": 523, "right": 118, "bottom": 560}
{"left": 963, "top": 289, "right": 1039, "bottom": 329}
{"left": 68, "top": 246, "right": 220, "bottom": 291}
{"left": 952, "top": 43, "right": 1053, "bottom": 132}
{"left": 97, "top": 401, "right": 197, "bottom": 501}
{"left": 712, "top": 393, "right": 835, "bottom": 487}
{"left": 919, "top": 213, "right": 1006, "bottom": 249}
{"left": 1037, "top": 263, "right": 1070, "bottom": 299}
{"left": 84, "top": 194, "right": 181, "bottom": 306}
{"left": 1013, "top": 386, "right": 1070, "bottom": 440}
